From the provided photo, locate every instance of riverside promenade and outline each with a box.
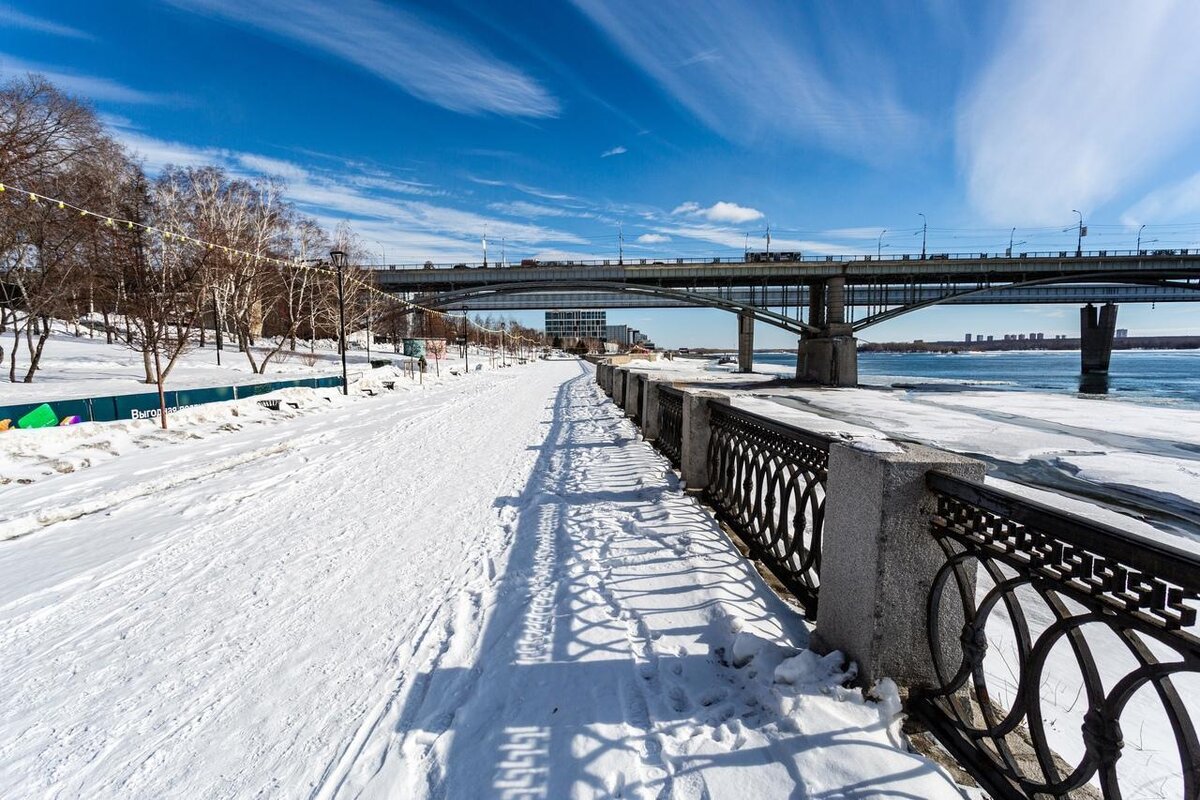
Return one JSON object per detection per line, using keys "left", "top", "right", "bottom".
{"left": 0, "top": 359, "right": 958, "bottom": 799}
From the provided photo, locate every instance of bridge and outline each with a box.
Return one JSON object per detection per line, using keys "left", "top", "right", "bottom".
{"left": 374, "top": 249, "right": 1200, "bottom": 385}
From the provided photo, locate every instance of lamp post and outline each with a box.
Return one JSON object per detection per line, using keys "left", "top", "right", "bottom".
{"left": 877, "top": 228, "right": 887, "bottom": 258}
{"left": 1073, "top": 209, "right": 1084, "bottom": 257}
{"left": 918, "top": 213, "right": 927, "bottom": 259}
{"left": 329, "top": 249, "right": 349, "bottom": 395}
{"left": 1137, "top": 224, "right": 1147, "bottom": 253}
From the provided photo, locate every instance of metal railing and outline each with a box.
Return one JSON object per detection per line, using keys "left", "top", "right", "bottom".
{"left": 655, "top": 385, "right": 683, "bottom": 467}
{"left": 365, "top": 249, "right": 1197, "bottom": 271}
{"left": 704, "top": 403, "right": 831, "bottom": 617}
{"left": 911, "top": 471, "right": 1200, "bottom": 800}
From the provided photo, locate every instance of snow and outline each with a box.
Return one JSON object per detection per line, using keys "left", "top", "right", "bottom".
{"left": 0, "top": 359, "right": 959, "bottom": 798}
{"left": 629, "top": 356, "right": 1200, "bottom": 545}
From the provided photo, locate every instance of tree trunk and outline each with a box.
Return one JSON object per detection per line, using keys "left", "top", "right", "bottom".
{"left": 153, "top": 348, "right": 168, "bottom": 430}
{"left": 143, "top": 348, "right": 155, "bottom": 384}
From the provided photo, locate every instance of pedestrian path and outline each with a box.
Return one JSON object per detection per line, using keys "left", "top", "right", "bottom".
{"left": 0, "top": 360, "right": 959, "bottom": 799}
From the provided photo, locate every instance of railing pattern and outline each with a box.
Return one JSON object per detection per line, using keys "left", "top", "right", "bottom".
{"left": 911, "top": 471, "right": 1200, "bottom": 800}
{"left": 704, "top": 403, "right": 830, "bottom": 616}
{"left": 655, "top": 385, "right": 683, "bottom": 467}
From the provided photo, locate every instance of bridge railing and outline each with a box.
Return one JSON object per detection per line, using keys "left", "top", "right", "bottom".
{"left": 601, "top": 365, "right": 1200, "bottom": 799}
{"left": 370, "top": 248, "right": 1196, "bottom": 272}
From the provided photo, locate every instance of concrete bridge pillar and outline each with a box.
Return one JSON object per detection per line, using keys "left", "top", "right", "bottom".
{"left": 737, "top": 311, "right": 754, "bottom": 372}
{"left": 1081, "top": 302, "right": 1118, "bottom": 374}
{"left": 795, "top": 276, "right": 858, "bottom": 386}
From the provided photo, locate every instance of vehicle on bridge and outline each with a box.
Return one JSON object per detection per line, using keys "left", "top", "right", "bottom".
{"left": 747, "top": 251, "right": 802, "bottom": 262}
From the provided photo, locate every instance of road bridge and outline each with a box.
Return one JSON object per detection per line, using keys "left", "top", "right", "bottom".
{"left": 374, "top": 249, "right": 1200, "bottom": 385}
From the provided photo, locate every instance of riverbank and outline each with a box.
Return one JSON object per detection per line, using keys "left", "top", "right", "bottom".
{"left": 625, "top": 356, "right": 1200, "bottom": 546}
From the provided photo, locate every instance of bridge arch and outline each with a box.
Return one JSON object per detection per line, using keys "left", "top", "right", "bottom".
{"left": 406, "top": 280, "right": 821, "bottom": 335}
{"left": 850, "top": 271, "right": 1200, "bottom": 331}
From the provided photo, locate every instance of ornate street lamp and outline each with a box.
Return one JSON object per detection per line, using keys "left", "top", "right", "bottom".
{"left": 329, "top": 249, "right": 349, "bottom": 395}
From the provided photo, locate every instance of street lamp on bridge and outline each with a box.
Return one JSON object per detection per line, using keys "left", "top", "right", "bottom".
{"left": 1137, "top": 224, "right": 1147, "bottom": 253}
{"left": 917, "top": 213, "right": 927, "bottom": 259}
{"left": 1072, "top": 209, "right": 1085, "bottom": 257}
{"left": 877, "top": 228, "right": 887, "bottom": 258}
{"left": 329, "top": 249, "right": 349, "bottom": 396}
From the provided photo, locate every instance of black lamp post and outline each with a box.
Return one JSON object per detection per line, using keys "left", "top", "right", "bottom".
{"left": 918, "top": 213, "right": 927, "bottom": 259}
{"left": 330, "top": 249, "right": 349, "bottom": 395}
{"left": 1073, "top": 209, "right": 1084, "bottom": 257}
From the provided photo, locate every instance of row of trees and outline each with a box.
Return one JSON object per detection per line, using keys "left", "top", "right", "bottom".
{"left": 1, "top": 74, "right": 548, "bottom": 423}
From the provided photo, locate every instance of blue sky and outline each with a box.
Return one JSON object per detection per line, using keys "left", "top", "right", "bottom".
{"left": 3, "top": 0, "right": 1200, "bottom": 348}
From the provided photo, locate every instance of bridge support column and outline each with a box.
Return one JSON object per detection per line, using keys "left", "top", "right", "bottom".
{"left": 737, "top": 311, "right": 754, "bottom": 372}
{"left": 1081, "top": 302, "right": 1118, "bottom": 374}
{"left": 795, "top": 276, "right": 857, "bottom": 386}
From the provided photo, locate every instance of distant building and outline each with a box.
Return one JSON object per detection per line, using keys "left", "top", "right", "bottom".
{"left": 604, "top": 324, "right": 631, "bottom": 347}
{"left": 545, "top": 310, "right": 606, "bottom": 342}
{"left": 1018, "top": 334, "right": 1026, "bottom": 340}
{"left": 1115, "top": 328, "right": 1129, "bottom": 339}
{"left": 986, "top": 335, "right": 994, "bottom": 342}
{"left": 964, "top": 333, "right": 973, "bottom": 343}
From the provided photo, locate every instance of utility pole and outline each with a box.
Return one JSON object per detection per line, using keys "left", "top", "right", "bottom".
{"left": 764, "top": 223, "right": 771, "bottom": 257}
{"left": 1137, "top": 224, "right": 1146, "bottom": 253}
{"left": 482, "top": 224, "right": 488, "bottom": 268}
{"left": 618, "top": 222, "right": 624, "bottom": 265}
{"left": 1073, "top": 209, "right": 1085, "bottom": 257}
{"left": 918, "top": 212, "right": 927, "bottom": 259}
{"left": 501, "top": 237, "right": 506, "bottom": 268}
{"left": 744, "top": 232, "right": 749, "bottom": 261}
{"left": 1008, "top": 227, "right": 1016, "bottom": 257}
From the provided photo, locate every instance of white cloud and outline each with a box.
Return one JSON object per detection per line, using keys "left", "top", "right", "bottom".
{"left": 570, "top": 0, "right": 922, "bottom": 160}
{"left": 958, "top": 1, "right": 1200, "bottom": 224}
{"left": 600, "top": 145, "right": 627, "bottom": 158}
{"left": 114, "top": 131, "right": 587, "bottom": 262}
{"left": 167, "top": 0, "right": 558, "bottom": 118}
{"left": 636, "top": 233, "right": 670, "bottom": 244}
{"left": 0, "top": 5, "right": 92, "bottom": 39}
{"left": 672, "top": 200, "right": 763, "bottom": 225}
{"left": 0, "top": 55, "right": 171, "bottom": 104}
{"left": 1123, "top": 170, "right": 1200, "bottom": 225}
{"left": 489, "top": 200, "right": 570, "bottom": 218}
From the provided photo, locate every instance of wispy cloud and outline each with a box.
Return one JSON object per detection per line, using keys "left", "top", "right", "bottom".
{"left": 489, "top": 200, "right": 570, "bottom": 218}
{"left": 0, "top": 5, "right": 92, "bottom": 39}
{"left": 600, "top": 145, "right": 627, "bottom": 158}
{"left": 114, "top": 130, "right": 585, "bottom": 261}
{"left": 636, "top": 233, "right": 670, "bottom": 244}
{"left": 571, "top": 0, "right": 922, "bottom": 160}
{"left": 958, "top": 1, "right": 1200, "bottom": 224}
{"left": 0, "top": 55, "right": 171, "bottom": 104}
{"left": 672, "top": 200, "right": 763, "bottom": 225}
{"left": 166, "top": 0, "right": 558, "bottom": 118}
{"left": 1123, "top": 170, "right": 1200, "bottom": 225}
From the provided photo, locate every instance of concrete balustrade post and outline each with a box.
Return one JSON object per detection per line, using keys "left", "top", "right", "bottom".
{"left": 612, "top": 368, "right": 628, "bottom": 407}
{"left": 813, "top": 441, "right": 985, "bottom": 687}
{"left": 624, "top": 372, "right": 642, "bottom": 419}
{"left": 600, "top": 363, "right": 612, "bottom": 393}
{"left": 641, "top": 378, "right": 664, "bottom": 440}
{"left": 680, "top": 390, "right": 728, "bottom": 490}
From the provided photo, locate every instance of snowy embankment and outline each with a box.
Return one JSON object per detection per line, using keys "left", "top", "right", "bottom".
{"left": 1, "top": 322, "right": 356, "bottom": 404}
{"left": 634, "top": 356, "right": 1200, "bottom": 547}
{"left": 0, "top": 359, "right": 958, "bottom": 798}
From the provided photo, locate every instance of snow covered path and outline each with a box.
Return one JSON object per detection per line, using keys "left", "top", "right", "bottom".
{"left": 0, "top": 360, "right": 957, "bottom": 799}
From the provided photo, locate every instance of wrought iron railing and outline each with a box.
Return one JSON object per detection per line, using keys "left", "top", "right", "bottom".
{"left": 704, "top": 403, "right": 830, "bottom": 616}
{"left": 655, "top": 385, "right": 683, "bottom": 467}
{"left": 911, "top": 471, "right": 1200, "bottom": 800}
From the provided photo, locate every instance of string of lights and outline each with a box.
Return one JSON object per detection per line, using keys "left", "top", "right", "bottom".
{"left": 0, "top": 180, "right": 544, "bottom": 346}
